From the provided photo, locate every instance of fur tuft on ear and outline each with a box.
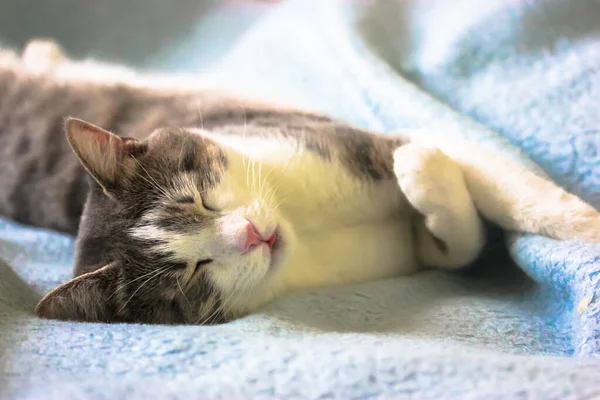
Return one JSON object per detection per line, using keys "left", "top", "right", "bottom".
{"left": 36, "top": 263, "right": 119, "bottom": 323}
{"left": 65, "top": 118, "right": 143, "bottom": 191}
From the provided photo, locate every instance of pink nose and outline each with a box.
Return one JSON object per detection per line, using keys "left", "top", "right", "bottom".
{"left": 242, "top": 222, "right": 262, "bottom": 253}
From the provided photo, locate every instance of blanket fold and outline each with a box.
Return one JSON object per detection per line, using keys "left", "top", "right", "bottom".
{"left": 356, "top": 0, "right": 600, "bottom": 356}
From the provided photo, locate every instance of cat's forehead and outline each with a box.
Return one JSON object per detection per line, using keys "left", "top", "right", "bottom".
{"left": 140, "top": 128, "right": 228, "bottom": 173}
{"left": 145, "top": 127, "right": 207, "bottom": 155}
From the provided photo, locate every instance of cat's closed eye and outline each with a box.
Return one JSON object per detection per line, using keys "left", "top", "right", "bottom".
{"left": 175, "top": 195, "right": 217, "bottom": 212}
{"left": 195, "top": 259, "right": 213, "bottom": 271}
{"left": 176, "top": 196, "right": 195, "bottom": 204}
{"left": 200, "top": 196, "right": 218, "bottom": 212}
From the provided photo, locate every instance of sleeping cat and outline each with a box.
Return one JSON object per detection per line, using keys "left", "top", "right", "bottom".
{"left": 2, "top": 40, "right": 600, "bottom": 324}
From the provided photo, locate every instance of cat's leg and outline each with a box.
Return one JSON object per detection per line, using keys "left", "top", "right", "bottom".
{"left": 21, "top": 38, "right": 67, "bottom": 74}
{"left": 402, "top": 133, "right": 600, "bottom": 244}
{"left": 394, "top": 143, "right": 486, "bottom": 269}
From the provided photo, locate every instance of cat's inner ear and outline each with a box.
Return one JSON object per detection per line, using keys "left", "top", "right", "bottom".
{"left": 65, "top": 118, "right": 144, "bottom": 191}
{"left": 35, "top": 263, "right": 119, "bottom": 323}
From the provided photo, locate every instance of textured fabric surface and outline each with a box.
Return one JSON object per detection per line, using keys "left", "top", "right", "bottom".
{"left": 2, "top": 0, "right": 600, "bottom": 398}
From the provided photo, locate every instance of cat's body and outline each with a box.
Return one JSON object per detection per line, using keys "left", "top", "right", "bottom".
{"left": 2, "top": 41, "right": 600, "bottom": 324}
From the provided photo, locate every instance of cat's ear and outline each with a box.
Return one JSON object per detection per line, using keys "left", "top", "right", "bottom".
{"left": 65, "top": 118, "right": 144, "bottom": 191}
{"left": 35, "top": 263, "right": 119, "bottom": 323}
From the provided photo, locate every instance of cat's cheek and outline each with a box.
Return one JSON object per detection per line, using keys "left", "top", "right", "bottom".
{"left": 207, "top": 263, "right": 238, "bottom": 293}
{"left": 206, "top": 253, "right": 268, "bottom": 293}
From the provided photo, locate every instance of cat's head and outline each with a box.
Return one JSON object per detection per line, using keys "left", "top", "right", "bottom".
{"left": 36, "top": 118, "right": 292, "bottom": 324}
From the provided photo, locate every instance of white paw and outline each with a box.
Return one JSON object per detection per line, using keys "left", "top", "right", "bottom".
{"left": 394, "top": 144, "right": 469, "bottom": 215}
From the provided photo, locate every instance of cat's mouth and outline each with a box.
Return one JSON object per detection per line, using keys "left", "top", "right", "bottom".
{"left": 245, "top": 225, "right": 285, "bottom": 272}
{"left": 265, "top": 233, "right": 277, "bottom": 250}
{"left": 246, "top": 227, "right": 280, "bottom": 255}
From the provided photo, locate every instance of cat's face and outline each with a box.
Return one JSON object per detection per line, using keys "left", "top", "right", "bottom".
{"left": 36, "top": 118, "right": 291, "bottom": 324}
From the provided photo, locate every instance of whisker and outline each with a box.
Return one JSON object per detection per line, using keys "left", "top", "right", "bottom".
{"left": 239, "top": 112, "right": 253, "bottom": 191}
{"left": 196, "top": 104, "right": 204, "bottom": 130}
{"left": 251, "top": 158, "right": 257, "bottom": 197}
{"left": 264, "top": 177, "right": 288, "bottom": 209}
{"left": 245, "top": 156, "right": 251, "bottom": 190}
{"left": 131, "top": 157, "right": 163, "bottom": 190}
{"left": 262, "top": 176, "right": 279, "bottom": 206}
{"left": 259, "top": 166, "right": 265, "bottom": 202}
{"left": 118, "top": 266, "right": 170, "bottom": 314}
{"left": 124, "top": 158, "right": 171, "bottom": 199}
{"left": 261, "top": 166, "right": 276, "bottom": 189}
{"left": 177, "top": 137, "right": 186, "bottom": 171}
{"left": 236, "top": 273, "right": 261, "bottom": 315}
{"left": 177, "top": 276, "right": 192, "bottom": 307}
{"left": 254, "top": 161, "right": 260, "bottom": 198}
{"left": 261, "top": 156, "right": 294, "bottom": 203}
{"left": 119, "top": 162, "right": 157, "bottom": 191}
{"left": 110, "top": 265, "right": 166, "bottom": 300}
{"left": 198, "top": 278, "right": 241, "bottom": 325}
{"left": 197, "top": 292, "right": 228, "bottom": 325}
{"left": 215, "top": 287, "right": 239, "bottom": 323}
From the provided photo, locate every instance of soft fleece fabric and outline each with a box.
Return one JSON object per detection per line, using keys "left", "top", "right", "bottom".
{"left": 2, "top": 0, "right": 600, "bottom": 398}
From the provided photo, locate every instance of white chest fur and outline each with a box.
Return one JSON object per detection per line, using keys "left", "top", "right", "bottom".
{"left": 205, "top": 132, "right": 419, "bottom": 308}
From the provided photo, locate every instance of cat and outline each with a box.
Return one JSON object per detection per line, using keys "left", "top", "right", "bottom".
{"left": 2, "top": 40, "right": 600, "bottom": 325}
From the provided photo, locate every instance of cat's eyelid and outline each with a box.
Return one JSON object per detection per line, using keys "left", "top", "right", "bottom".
{"left": 174, "top": 194, "right": 218, "bottom": 212}
{"left": 176, "top": 196, "right": 195, "bottom": 204}
{"left": 173, "top": 194, "right": 217, "bottom": 212}
{"left": 200, "top": 195, "right": 218, "bottom": 212}
{"left": 171, "top": 262, "right": 189, "bottom": 270}
{"left": 195, "top": 259, "right": 213, "bottom": 272}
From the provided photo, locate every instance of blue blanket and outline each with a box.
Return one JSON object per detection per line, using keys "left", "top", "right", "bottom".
{"left": 2, "top": 0, "right": 600, "bottom": 398}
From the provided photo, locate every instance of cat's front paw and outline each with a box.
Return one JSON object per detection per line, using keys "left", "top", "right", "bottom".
{"left": 394, "top": 144, "right": 469, "bottom": 215}
{"left": 22, "top": 38, "right": 67, "bottom": 74}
